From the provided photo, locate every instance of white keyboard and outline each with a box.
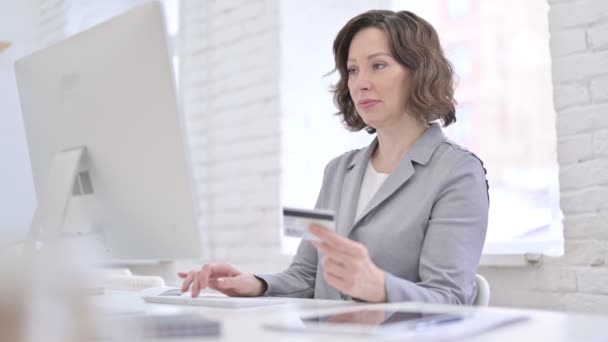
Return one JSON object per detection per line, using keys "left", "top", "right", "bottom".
{"left": 143, "top": 291, "right": 287, "bottom": 308}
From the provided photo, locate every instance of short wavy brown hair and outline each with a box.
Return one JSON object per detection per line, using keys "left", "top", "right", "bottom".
{"left": 331, "top": 10, "right": 456, "bottom": 133}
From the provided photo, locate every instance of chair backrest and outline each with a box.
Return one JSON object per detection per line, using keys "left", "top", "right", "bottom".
{"left": 473, "top": 273, "right": 491, "bottom": 306}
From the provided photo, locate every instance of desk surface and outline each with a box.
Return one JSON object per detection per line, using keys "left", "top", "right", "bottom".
{"left": 95, "top": 291, "right": 608, "bottom": 341}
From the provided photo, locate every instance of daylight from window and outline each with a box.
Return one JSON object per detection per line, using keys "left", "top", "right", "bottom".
{"left": 280, "top": 0, "right": 562, "bottom": 255}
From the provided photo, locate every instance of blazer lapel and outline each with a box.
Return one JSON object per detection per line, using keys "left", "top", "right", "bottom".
{"left": 336, "top": 139, "right": 377, "bottom": 237}
{"left": 346, "top": 123, "right": 446, "bottom": 237}
{"left": 348, "top": 156, "right": 415, "bottom": 236}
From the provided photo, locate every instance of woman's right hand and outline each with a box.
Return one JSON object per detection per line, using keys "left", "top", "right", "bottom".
{"left": 178, "top": 262, "right": 266, "bottom": 298}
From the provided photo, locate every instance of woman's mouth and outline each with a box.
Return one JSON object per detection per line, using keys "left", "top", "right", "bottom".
{"left": 358, "top": 99, "right": 381, "bottom": 109}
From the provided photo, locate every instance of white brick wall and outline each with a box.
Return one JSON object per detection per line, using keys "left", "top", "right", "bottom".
{"left": 38, "top": 0, "right": 69, "bottom": 46}
{"left": 549, "top": 29, "right": 586, "bottom": 56}
{"left": 179, "top": 0, "right": 288, "bottom": 272}
{"left": 553, "top": 83, "right": 590, "bottom": 110}
{"left": 480, "top": 0, "right": 608, "bottom": 314}
{"left": 38, "top": 0, "right": 144, "bottom": 44}
{"left": 587, "top": 22, "right": 608, "bottom": 49}
{"left": 591, "top": 75, "right": 608, "bottom": 102}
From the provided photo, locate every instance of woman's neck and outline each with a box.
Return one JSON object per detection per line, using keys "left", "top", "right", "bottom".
{"left": 371, "top": 118, "right": 428, "bottom": 174}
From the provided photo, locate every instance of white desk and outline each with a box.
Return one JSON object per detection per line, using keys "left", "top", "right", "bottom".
{"left": 95, "top": 291, "right": 608, "bottom": 341}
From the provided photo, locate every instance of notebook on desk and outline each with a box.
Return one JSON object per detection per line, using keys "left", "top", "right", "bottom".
{"left": 142, "top": 287, "right": 287, "bottom": 308}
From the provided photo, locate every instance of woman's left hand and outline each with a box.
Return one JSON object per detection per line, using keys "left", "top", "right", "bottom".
{"left": 309, "top": 224, "right": 387, "bottom": 302}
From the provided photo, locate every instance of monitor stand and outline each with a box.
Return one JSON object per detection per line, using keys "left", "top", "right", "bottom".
{"left": 24, "top": 146, "right": 176, "bottom": 283}
{"left": 25, "top": 146, "right": 86, "bottom": 254}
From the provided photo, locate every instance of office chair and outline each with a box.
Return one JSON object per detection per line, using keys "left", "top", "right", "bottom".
{"left": 473, "top": 273, "right": 491, "bottom": 306}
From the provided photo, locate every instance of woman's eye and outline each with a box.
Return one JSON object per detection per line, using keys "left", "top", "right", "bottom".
{"left": 347, "top": 68, "right": 358, "bottom": 75}
{"left": 373, "top": 63, "right": 386, "bottom": 70}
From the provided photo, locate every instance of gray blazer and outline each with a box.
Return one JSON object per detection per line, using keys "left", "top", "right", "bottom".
{"left": 258, "top": 123, "right": 489, "bottom": 304}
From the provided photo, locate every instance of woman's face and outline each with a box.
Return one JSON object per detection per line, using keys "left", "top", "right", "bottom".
{"left": 347, "top": 27, "right": 411, "bottom": 131}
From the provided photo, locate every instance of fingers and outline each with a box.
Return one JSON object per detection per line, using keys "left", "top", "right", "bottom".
{"left": 319, "top": 254, "right": 356, "bottom": 296}
{"left": 324, "top": 266, "right": 349, "bottom": 292}
{"left": 323, "top": 255, "right": 348, "bottom": 270}
{"left": 310, "top": 226, "right": 368, "bottom": 288}
{"left": 191, "top": 264, "right": 217, "bottom": 297}
{"left": 309, "top": 224, "right": 366, "bottom": 257}
{"left": 199, "top": 265, "right": 213, "bottom": 289}
{"left": 312, "top": 241, "right": 355, "bottom": 266}
{"left": 179, "top": 263, "right": 244, "bottom": 297}
{"left": 191, "top": 274, "right": 200, "bottom": 297}
{"left": 180, "top": 271, "right": 195, "bottom": 293}
{"left": 322, "top": 255, "right": 352, "bottom": 280}
{"left": 178, "top": 265, "right": 214, "bottom": 296}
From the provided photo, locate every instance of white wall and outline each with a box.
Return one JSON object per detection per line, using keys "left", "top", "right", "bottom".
{"left": 179, "top": 0, "right": 287, "bottom": 273}
{"left": 479, "top": 0, "right": 608, "bottom": 314}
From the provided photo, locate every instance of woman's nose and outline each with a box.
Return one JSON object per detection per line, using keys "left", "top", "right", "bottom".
{"left": 354, "top": 74, "right": 372, "bottom": 91}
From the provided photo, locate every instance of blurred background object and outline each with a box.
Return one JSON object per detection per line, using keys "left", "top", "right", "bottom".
{"left": 0, "top": 239, "right": 100, "bottom": 342}
{"left": 0, "top": 41, "right": 10, "bottom": 52}
{"left": 25, "top": 241, "right": 97, "bottom": 342}
{"left": 0, "top": 256, "right": 27, "bottom": 342}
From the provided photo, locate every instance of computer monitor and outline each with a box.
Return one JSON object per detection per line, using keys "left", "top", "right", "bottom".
{"left": 14, "top": 2, "right": 202, "bottom": 260}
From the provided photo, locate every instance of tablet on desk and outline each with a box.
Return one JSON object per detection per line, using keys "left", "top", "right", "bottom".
{"left": 303, "top": 309, "right": 463, "bottom": 329}
{"left": 142, "top": 287, "right": 287, "bottom": 308}
{"left": 265, "top": 308, "right": 528, "bottom": 338}
{"left": 267, "top": 309, "right": 465, "bottom": 336}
